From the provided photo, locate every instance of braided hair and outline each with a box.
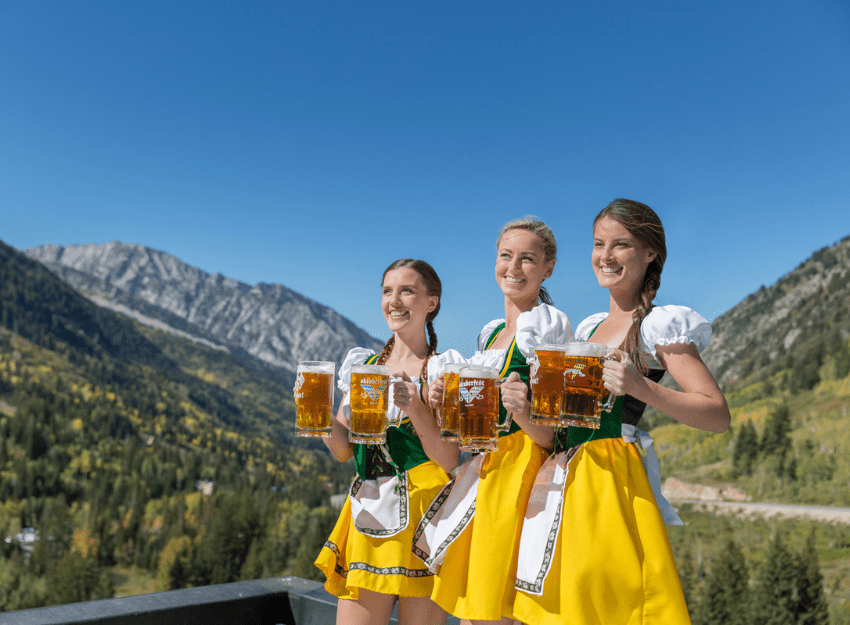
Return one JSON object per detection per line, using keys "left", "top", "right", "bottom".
{"left": 375, "top": 259, "right": 442, "bottom": 392}
{"left": 496, "top": 216, "right": 557, "bottom": 305}
{"left": 594, "top": 199, "right": 666, "bottom": 375}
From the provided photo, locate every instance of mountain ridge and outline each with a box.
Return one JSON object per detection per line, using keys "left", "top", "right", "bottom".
{"left": 25, "top": 241, "right": 384, "bottom": 381}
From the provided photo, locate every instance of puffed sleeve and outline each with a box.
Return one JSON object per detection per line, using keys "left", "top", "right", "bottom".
{"left": 514, "top": 304, "right": 574, "bottom": 359}
{"left": 337, "top": 347, "right": 376, "bottom": 393}
{"left": 574, "top": 312, "right": 608, "bottom": 342}
{"left": 640, "top": 305, "right": 712, "bottom": 365}
{"left": 478, "top": 319, "right": 505, "bottom": 351}
{"left": 426, "top": 349, "right": 468, "bottom": 384}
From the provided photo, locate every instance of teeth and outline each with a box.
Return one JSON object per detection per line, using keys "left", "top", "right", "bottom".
{"left": 506, "top": 277, "right": 524, "bottom": 283}
{"left": 390, "top": 311, "right": 408, "bottom": 317}
{"left": 601, "top": 267, "right": 621, "bottom": 274}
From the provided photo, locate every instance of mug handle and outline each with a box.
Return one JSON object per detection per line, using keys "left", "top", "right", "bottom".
{"left": 597, "top": 355, "right": 618, "bottom": 413}
{"left": 496, "top": 377, "right": 514, "bottom": 433}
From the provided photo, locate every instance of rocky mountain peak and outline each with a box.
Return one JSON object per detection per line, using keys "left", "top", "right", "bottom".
{"left": 26, "top": 242, "right": 383, "bottom": 378}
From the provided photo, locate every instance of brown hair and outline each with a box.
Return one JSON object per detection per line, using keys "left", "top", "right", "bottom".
{"left": 375, "top": 259, "right": 442, "bottom": 390}
{"left": 495, "top": 216, "right": 557, "bottom": 305}
{"left": 594, "top": 199, "right": 666, "bottom": 375}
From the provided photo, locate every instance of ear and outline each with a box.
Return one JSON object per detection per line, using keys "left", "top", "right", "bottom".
{"left": 544, "top": 259, "right": 556, "bottom": 280}
{"left": 646, "top": 250, "right": 657, "bottom": 263}
{"left": 427, "top": 295, "right": 438, "bottom": 313}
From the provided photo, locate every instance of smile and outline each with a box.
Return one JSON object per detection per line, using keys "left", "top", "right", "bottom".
{"left": 601, "top": 267, "right": 622, "bottom": 274}
{"left": 506, "top": 277, "right": 525, "bottom": 284}
{"left": 389, "top": 311, "right": 409, "bottom": 318}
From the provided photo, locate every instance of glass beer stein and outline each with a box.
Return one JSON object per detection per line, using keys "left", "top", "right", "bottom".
{"left": 294, "top": 361, "right": 335, "bottom": 438}
{"left": 560, "top": 342, "right": 615, "bottom": 429}
{"left": 529, "top": 344, "right": 567, "bottom": 426}
{"left": 440, "top": 363, "right": 464, "bottom": 441}
{"left": 349, "top": 364, "right": 391, "bottom": 444}
{"left": 458, "top": 365, "right": 511, "bottom": 453}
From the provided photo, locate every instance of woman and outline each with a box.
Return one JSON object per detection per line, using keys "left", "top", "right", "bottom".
{"left": 513, "top": 199, "right": 731, "bottom": 624}
{"left": 314, "top": 259, "right": 460, "bottom": 625}
{"left": 416, "top": 217, "right": 573, "bottom": 625}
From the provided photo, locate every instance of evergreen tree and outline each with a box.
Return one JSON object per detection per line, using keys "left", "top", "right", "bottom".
{"left": 693, "top": 539, "right": 749, "bottom": 625}
{"left": 794, "top": 532, "right": 830, "bottom": 625}
{"left": 733, "top": 420, "right": 759, "bottom": 476}
{"left": 749, "top": 533, "right": 796, "bottom": 625}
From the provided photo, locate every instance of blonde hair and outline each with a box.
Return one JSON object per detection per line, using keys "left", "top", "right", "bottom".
{"left": 496, "top": 216, "right": 557, "bottom": 305}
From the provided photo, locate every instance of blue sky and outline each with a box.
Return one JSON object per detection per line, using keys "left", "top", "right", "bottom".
{"left": 2, "top": 1, "right": 849, "bottom": 356}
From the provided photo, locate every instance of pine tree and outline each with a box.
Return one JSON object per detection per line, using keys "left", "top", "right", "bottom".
{"left": 733, "top": 420, "right": 759, "bottom": 476}
{"left": 794, "top": 532, "right": 830, "bottom": 625}
{"left": 749, "top": 533, "right": 796, "bottom": 625}
{"left": 693, "top": 539, "right": 749, "bottom": 625}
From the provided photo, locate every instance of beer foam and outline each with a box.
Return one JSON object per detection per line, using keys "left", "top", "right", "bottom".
{"left": 351, "top": 364, "right": 390, "bottom": 375}
{"left": 459, "top": 365, "right": 499, "bottom": 379}
{"left": 298, "top": 363, "right": 335, "bottom": 374}
{"left": 562, "top": 342, "right": 610, "bottom": 357}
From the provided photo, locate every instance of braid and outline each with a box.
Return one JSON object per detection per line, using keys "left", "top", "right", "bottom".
{"left": 375, "top": 336, "right": 395, "bottom": 365}
{"left": 621, "top": 259, "right": 662, "bottom": 375}
{"left": 418, "top": 320, "right": 438, "bottom": 392}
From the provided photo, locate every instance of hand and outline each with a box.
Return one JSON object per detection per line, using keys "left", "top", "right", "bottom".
{"left": 601, "top": 347, "right": 640, "bottom": 396}
{"left": 393, "top": 372, "right": 420, "bottom": 412}
{"left": 499, "top": 371, "right": 529, "bottom": 418}
{"left": 427, "top": 373, "right": 445, "bottom": 410}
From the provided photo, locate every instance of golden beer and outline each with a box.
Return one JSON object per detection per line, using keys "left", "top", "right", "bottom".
{"left": 349, "top": 364, "right": 390, "bottom": 444}
{"left": 458, "top": 365, "right": 502, "bottom": 453}
{"left": 294, "top": 361, "right": 335, "bottom": 438}
{"left": 560, "top": 343, "right": 614, "bottom": 429}
{"left": 530, "top": 344, "right": 567, "bottom": 426}
{"left": 440, "top": 364, "right": 464, "bottom": 441}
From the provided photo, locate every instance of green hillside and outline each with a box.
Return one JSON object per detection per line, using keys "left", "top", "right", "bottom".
{"left": 0, "top": 239, "right": 353, "bottom": 609}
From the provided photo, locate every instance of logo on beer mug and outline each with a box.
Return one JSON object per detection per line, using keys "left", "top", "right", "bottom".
{"left": 565, "top": 363, "right": 587, "bottom": 380}
{"left": 294, "top": 371, "right": 306, "bottom": 395}
{"left": 359, "top": 378, "right": 387, "bottom": 402}
{"left": 459, "top": 380, "right": 485, "bottom": 404}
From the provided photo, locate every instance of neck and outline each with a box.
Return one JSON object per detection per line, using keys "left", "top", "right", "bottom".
{"left": 503, "top": 293, "right": 538, "bottom": 333}
{"left": 607, "top": 288, "right": 642, "bottom": 317}
{"left": 390, "top": 327, "right": 431, "bottom": 361}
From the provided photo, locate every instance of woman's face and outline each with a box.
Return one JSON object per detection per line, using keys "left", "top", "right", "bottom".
{"left": 381, "top": 267, "right": 438, "bottom": 335}
{"left": 592, "top": 216, "right": 657, "bottom": 297}
{"left": 495, "top": 228, "right": 554, "bottom": 307}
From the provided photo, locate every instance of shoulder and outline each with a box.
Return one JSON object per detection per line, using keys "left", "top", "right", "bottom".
{"left": 515, "top": 304, "right": 574, "bottom": 358}
{"left": 478, "top": 319, "right": 506, "bottom": 351}
{"left": 427, "top": 348, "right": 468, "bottom": 383}
{"left": 640, "top": 305, "right": 712, "bottom": 361}
{"left": 574, "top": 312, "right": 609, "bottom": 341}
{"left": 337, "top": 347, "right": 377, "bottom": 391}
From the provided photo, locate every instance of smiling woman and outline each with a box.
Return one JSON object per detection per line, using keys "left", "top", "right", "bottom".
{"left": 313, "top": 258, "right": 459, "bottom": 625}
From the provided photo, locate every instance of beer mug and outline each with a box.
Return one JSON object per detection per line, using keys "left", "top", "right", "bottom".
{"left": 529, "top": 344, "right": 567, "bottom": 426}
{"left": 458, "top": 365, "right": 511, "bottom": 453}
{"left": 349, "top": 364, "right": 391, "bottom": 444}
{"left": 294, "top": 361, "right": 335, "bottom": 438}
{"left": 560, "top": 342, "right": 615, "bottom": 429}
{"left": 439, "top": 363, "right": 464, "bottom": 441}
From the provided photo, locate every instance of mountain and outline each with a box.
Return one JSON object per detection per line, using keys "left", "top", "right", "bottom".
{"left": 701, "top": 234, "right": 850, "bottom": 390}
{"left": 25, "top": 242, "right": 384, "bottom": 383}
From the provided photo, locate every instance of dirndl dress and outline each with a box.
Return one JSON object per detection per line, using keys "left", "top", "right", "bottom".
{"left": 512, "top": 305, "right": 712, "bottom": 625}
{"left": 315, "top": 348, "right": 455, "bottom": 600}
{"left": 412, "top": 304, "right": 573, "bottom": 621}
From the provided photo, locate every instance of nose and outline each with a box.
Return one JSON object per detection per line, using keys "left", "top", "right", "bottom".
{"left": 510, "top": 256, "right": 523, "bottom": 272}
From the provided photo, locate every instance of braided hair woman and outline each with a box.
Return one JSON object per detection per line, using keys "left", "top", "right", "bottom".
{"left": 513, "top": 199, "right": 730, "bottom": 624}
{"left": 314, "top": 259, "right": 459, "bottom": 625}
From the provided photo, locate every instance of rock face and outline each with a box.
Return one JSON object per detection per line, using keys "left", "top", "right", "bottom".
{"left": 26, "top": 242, "right": 384, "bottom": 378}
{"left": 700, "top": 234, "right": 850, "bottom": 387}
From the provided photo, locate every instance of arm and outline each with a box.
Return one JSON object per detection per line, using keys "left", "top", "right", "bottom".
{"left": 501, "top": 371, "right": 555, "bottom": 450}
{"left": 323, "top": 393, "right": 354, "bottom": 462}
{"left": 602, "top": 343, "right": 730, "bottom": 433}
{"left": 393, "top": 373, "right": 461, "bottom": 473}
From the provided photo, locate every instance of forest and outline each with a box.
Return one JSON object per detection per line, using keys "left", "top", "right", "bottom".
{"left": 1, "top": 236, "right": 849, "bottom": 622}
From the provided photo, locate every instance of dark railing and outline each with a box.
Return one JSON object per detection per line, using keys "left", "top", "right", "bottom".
{"left": 0, "top": 577, "right": 462, "bottom": 625}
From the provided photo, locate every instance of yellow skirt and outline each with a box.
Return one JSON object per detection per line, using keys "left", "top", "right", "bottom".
{"left": 315, "top": 461, "right": 450, "bottom": 600}
{"left": 512, "top": 437, "right": 690, "bottom": 625}
{"left": 431, "top": 430, "right": 548, "bottom": 621}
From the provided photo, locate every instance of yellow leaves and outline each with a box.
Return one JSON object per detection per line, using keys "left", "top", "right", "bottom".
{"left": 72, "top": 418, "right": 84, "bottom": 432}
{"left": 72, "top": 527, "right": 98, "bottom": 558}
